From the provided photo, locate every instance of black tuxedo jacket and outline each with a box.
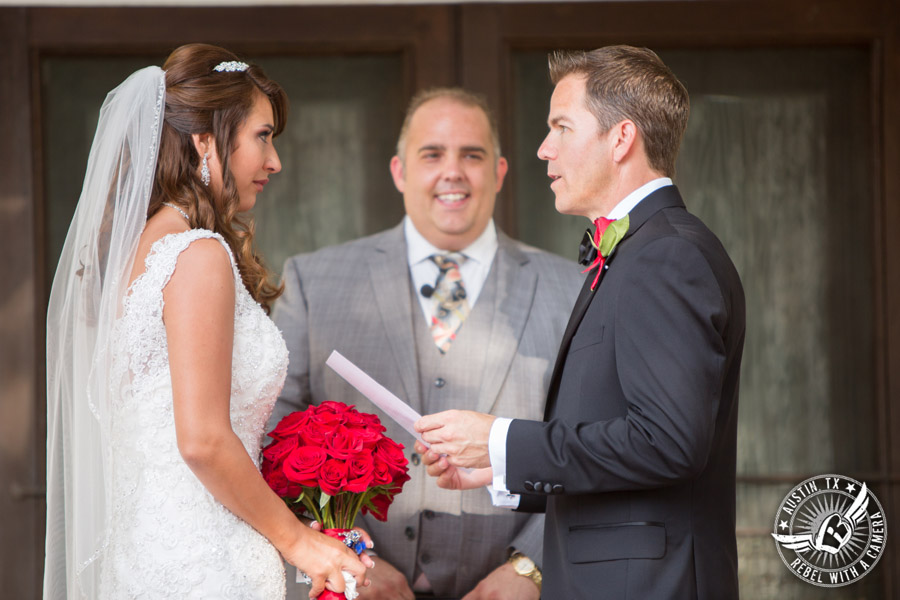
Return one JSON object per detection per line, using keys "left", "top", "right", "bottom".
{"left": 507, "top": 186, "right": 745, "bottom": 599}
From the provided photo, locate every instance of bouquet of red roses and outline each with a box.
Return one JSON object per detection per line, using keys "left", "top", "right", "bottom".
{"left": 262, "top": 401, "right": 410, "bottom": 596}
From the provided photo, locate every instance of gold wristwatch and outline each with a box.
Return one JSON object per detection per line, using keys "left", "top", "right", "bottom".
{"left": 508, "top": 551, "right": 542, "bottom": 591}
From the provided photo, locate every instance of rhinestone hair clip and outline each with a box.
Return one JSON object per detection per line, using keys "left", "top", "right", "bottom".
{"left": 213, "top": 61, "right": 249, "bottom": 73}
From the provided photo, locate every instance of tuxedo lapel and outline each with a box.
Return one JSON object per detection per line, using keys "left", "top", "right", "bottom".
{"left": 476, "top": 234, "right": 537, "bottom": 415}
{"left": 543, "top": 272, "right": 596, "bottom": 420}
{"left": 366, "top": 225, "right": 422, "bottom": 414}
{"left": 542, "top": 185, "right": 687, "bottom": 421}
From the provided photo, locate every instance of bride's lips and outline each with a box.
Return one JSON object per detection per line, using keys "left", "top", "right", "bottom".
{"left": 253, "top": 179, "right": 268, "bottom": 192}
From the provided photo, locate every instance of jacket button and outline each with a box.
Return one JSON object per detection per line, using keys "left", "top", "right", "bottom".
{"left": 524, "top": 481, "right": 535, "bottom": 492}
{"left": 434, "top": 377, "right": 446, "bottom": 388}
{"left": 552, "top": 484, "right": 564, "bottom": 494}
{"left": 533, "top": 481, "right": 543, "bottom": 493}
{"left": 421, "top": 552, "right": 432, "bottom": 564}
{"left": 410, "top": 453, "right": 421, "bottom": 466}
{"left": 543, "top": 482, "right": 553, "bottom": 494}
{"left": 405, "top": 526, "right": 415, "bottom": 540}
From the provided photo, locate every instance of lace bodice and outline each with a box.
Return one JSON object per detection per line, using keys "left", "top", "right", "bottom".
{"left": 100, "top": 229, "right": 287, "bottom": 599}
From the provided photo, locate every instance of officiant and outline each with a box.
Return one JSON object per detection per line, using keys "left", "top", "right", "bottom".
{"left": 269, "top": 87, "right": 581, "bottom": 599}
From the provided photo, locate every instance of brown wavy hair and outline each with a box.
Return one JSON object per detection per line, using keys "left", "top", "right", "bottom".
{"left": 149, "top": 43, "right": 287, "bottom": 312}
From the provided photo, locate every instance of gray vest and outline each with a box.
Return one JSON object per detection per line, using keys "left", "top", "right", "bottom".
{"left": 411, "top": 265, "right": 497, "bottom": 417}
{"left": 408, "top": 263, "right": 501, "bottom": 593}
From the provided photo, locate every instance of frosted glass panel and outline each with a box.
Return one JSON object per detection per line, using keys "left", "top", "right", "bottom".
{"left": 511, "top": 55, "right": 587, "bottom": 260}
{"left": 664, "top": 49, "right": 876, "bottom": 478}
{"left": 252, "top": 56, "right": 405, "bottom": 273}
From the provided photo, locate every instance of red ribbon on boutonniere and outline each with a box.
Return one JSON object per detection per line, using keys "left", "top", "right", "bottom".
{"left": 582, "top": 214, "right": 630, "bottom": 291}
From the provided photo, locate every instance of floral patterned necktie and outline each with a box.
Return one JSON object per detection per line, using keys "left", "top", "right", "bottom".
{"left": 429, "top": 253, "right": 470, "bottom": 353}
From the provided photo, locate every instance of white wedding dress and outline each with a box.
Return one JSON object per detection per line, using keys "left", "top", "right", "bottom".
{"left": 99, "top": 229, "right": 288, "bottom": 599}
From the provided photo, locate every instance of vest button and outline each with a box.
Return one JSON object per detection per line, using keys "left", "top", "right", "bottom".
{"left": 405, "top": 526, "right": 415, "bottom": 540}
{"left": 421, "top": 552, "right": 432, "bottom": 564}
{"left": 434, "top": 377, "right": 446, "bottom": 388}
{"left": 424, "top": 509, "right": 435, "bottom": 520}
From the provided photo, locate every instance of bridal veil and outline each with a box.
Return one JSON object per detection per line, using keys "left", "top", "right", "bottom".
{"left": 44, "top": 66, "right": 165, "bottom": 599}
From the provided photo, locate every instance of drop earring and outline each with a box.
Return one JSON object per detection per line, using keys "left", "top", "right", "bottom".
{"left": 201, "top": 152, "right": 210, "bottom": 186}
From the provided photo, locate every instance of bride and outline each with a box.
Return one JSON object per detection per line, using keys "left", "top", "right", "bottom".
{"left": 43, "top": 43, "right": 372, "bottom": 599}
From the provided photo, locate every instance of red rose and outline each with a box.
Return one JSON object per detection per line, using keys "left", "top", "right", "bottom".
{"left": 325, "top": 425, "right": 366, "bottom": 459}
{"left": 299, "top": 421, "right": 329, "bottom": 447}
{"left": 371, "top": 457, "right": 393, "bottom": 486}
{"left": 318, "top": 400, "right": 353, "bottom": 415}
{"left": 363, "top": 491, "right": 393, "bottom": 522}
{"left": 390, "top": 470, "right": 411, "bottom": 491}
{"left": 269, "top": 410, "right": 310, "bottom": 440}
{"left": 262, "top": 436, "right": 298, "bottom": 468}
{"left": 344, "top": 454, "right": 375, "bottom": 493}
{"left": 263, "top": 466, "right": 302, "bottom": 499}
{"left": 312, "top": 402, "right": 351, "bottom": 428}
{"left": 319, "top": 458, "right": 349, "bottom": 496}
{"left": 344, "top": 410, "right": 386, "bottom": 434}
{"left": 283, "top": 446, "right": 328, "bottom": 488}
{"left": 374, "top": 438, "right": 408, "bottom": 476}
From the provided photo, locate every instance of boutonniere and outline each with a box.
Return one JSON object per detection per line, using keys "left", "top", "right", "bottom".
{"left": 582, "top": 214, "right": 630, "bottom": 290}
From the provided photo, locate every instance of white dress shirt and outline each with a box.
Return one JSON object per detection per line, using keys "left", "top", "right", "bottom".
{"left": 487, "top": 178, "right": 673, "bottom": 506}
{"left": 404, "top": 216, "right": 498, "bottom": 325}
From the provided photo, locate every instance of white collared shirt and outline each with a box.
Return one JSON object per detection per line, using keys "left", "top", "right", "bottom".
{"left": 404, "top": 216, "right": 498, "bottom": 325}
{"left": 487, "top": 177, "right": 673, "bottom": 508}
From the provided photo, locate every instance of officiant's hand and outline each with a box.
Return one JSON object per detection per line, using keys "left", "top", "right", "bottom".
{"left": 415, "top": 410, "right": 495, "bottom": 469}
{"left": 415, "top": 441, "right": 492, "bottom": 490}
{"left": 356, "top": 556, "right": 414, "bottom": 600}
{"left": 462, "top": 563, "right": 540, "bottom": 600}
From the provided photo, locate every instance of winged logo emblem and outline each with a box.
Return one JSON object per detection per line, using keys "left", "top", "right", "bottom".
{"left": 772, "top": 483, "right": 869, "bottom": 555}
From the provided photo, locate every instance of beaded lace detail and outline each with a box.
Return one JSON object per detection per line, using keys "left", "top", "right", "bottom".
{"left": 101, "top": 229, "right": 287, "bottom": 599}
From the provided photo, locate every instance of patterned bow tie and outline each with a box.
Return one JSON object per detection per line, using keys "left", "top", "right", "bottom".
{"left": 580, "top": 215, "right": 630, "bottom": 290}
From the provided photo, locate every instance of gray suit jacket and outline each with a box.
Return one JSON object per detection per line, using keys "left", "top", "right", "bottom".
{"left": 270, "top": 222, "right": 581, "bottom": 597}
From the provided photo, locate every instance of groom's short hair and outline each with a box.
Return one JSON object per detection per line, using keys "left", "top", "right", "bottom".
{"left": 549, "top": 45, "right": 689, "bottom": 177}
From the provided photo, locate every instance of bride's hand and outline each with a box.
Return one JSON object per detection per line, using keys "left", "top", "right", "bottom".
{"left": 280, "top": 523, "right": 375, "bottom": 598}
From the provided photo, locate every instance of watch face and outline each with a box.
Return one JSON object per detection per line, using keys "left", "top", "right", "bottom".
{"left": 514, "top": 556, "right": 534, "bottom": 575}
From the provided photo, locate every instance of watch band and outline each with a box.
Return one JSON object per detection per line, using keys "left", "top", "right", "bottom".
{"left": 508, "top": 551, "right": 542, "bottom": 591}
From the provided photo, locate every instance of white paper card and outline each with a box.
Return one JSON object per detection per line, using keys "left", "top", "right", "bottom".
{"left": 325, "top": 350, "right": 428, "bottom": 447}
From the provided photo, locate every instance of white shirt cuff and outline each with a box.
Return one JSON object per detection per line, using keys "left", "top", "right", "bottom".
{"left": 486, "top": 418, "right": 519, "bottom": 508}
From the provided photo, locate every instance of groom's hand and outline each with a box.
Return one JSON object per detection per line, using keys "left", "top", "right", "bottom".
{"left": 415, "top": 410, "right": 495, "bottom": 469}
{"left": 415, "top": 441, "right": 492, "bottom": 490}
{"left": 356, "top": 556, "right": 414, "bottom": 600}
{"left": 461, "top": 563, "right": 540, "bottom": 600}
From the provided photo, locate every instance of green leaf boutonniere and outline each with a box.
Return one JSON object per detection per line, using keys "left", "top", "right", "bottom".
{"left": 583, "top": 214, "right": 630, "bottom": 290}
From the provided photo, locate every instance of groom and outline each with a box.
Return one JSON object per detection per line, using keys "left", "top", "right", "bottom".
{"left": 416, "top": 46, "right": 745, "bottom": 599}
